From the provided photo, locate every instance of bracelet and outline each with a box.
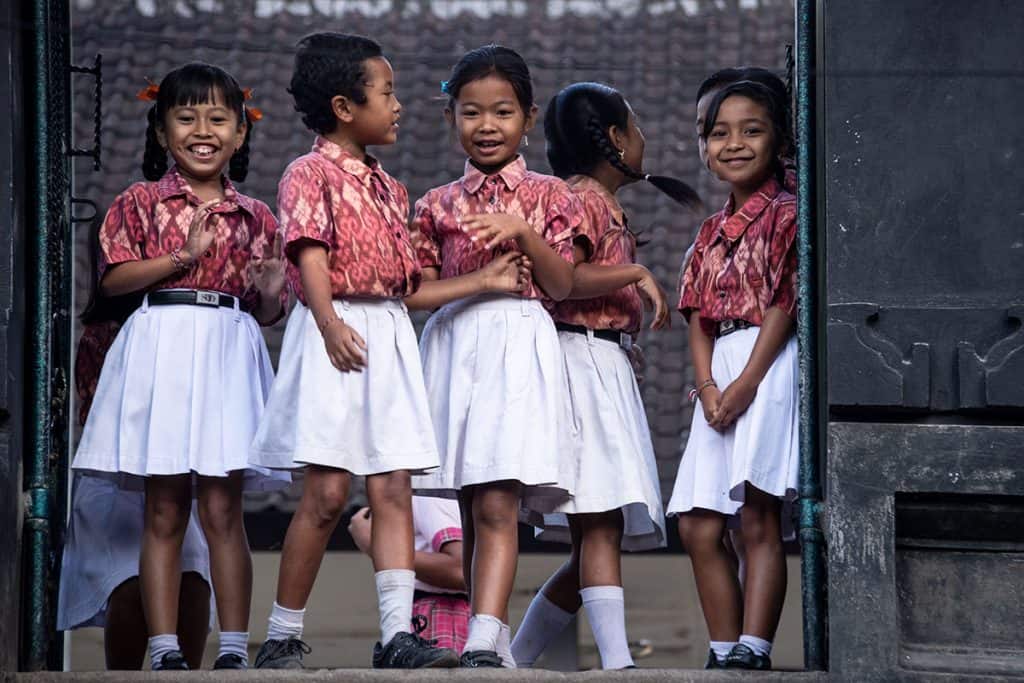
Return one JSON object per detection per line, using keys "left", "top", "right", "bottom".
{"left": 694, "top": 378, "right": 717, "bottom": 400}
{"left": 319, "top": 315, "right": 343, "bottom": 334}
{"left": 169, "top": 248, "right": 187, "bottom": 271}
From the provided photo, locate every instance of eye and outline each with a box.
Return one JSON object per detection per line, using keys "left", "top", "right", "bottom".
{"left": 497, "top": 109, "right": 515, "bottom": 117}
{"left": 745, "top": 127, "right": 763, "bottom": 135}
{"left": 709, "top": 129, "right": 727, "bottom": 138}
{"left": 177, "top": 115, "right": 194, "bottom": 124}
{"left": 461, "top": 109, "right": 479, "bottom": 118}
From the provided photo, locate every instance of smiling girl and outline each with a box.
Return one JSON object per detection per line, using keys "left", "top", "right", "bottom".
{"left": 71, "top": 62, "right": 289, "bottom": 670}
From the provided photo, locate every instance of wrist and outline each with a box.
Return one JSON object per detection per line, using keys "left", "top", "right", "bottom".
{"left": 631, "top": 264, "right": 649, "bottom": 282}
{"left": 318, "top": 314, "right": 343, "bottom": 335}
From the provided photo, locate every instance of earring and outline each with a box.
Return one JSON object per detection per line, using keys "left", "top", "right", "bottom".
{"left": 523, "top": 135, "right": 529, "bottom": 148}
{"left": 618, "top": 148, "right": 625, "bottom": 159}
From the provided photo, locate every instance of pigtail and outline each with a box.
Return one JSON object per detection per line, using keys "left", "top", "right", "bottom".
{"left": 228, "top": 116, "right": 254, "bottom": 182}
{"left": 585, "top": 116, "right": 700, "bottom": 209}
{"left": 141, "top": 105, "right": 167, "bottom": 181}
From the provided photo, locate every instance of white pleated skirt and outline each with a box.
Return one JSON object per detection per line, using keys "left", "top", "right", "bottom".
{"left": 534, "top": 331, "right": 666, "bottom": 551}
{"left": 413, "top": 295, "right": 575, "bottom": 516}
{"left": 250, "top": 298, "right": 440, "bottom": 475}
{"left": 57, "top": 474, "right": 212, "bottom": 630}
{"left": 666, "top": 326, "right": 799, "bottom": 516}
{"left": 72, "top": 292, "right": 290, "bottom": 492}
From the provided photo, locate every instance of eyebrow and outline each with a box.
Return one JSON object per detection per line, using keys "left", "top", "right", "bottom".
{"left": 460, "top": 99, "right": 516, "bottom": 107}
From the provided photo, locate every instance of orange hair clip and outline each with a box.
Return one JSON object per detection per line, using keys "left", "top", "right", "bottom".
{"left": 136, "top": 78, "right": 159, "bottom": 102}
{"left": 246, "top": 106, "right": 264, "bottom": 121}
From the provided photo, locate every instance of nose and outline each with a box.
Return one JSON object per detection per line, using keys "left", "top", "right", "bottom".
{"left": 195, "top": 117, "right": 212, "bottom": 137}
{"left": 478, "top": 112, "right": 498, "bottom": 132}
{"left": 393, "top": 96, "right": 402, "bottom": 114}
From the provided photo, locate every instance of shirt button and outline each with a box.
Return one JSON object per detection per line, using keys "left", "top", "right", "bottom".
{"left": 718, "top": 291, "right": 726, "bottom": 299}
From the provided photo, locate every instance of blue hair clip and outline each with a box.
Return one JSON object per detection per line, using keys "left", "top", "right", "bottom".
{"left": 440, "top": 80, "right": 450, "bottom": 95}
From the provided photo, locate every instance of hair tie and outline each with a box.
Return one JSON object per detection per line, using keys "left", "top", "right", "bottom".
{"left": 136, "top": 78, "right": 159, "bottom": 102}
{"left": 440, "top": 80, "right": 450, "bottom": 94}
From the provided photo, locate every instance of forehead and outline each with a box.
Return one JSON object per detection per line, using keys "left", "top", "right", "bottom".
{"left": 457, "top": 74, "right": 520, "bottom": 107}
{"left": 169, "top": 87, "right": 229, "bottom": 109}
{"left": 711, "top": 94, "right": 770, "bottom": 123}
{"left": 362, "top": 56, "right": 394, "bottom": 84}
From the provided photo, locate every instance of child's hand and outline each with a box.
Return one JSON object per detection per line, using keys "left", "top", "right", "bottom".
{"left": 628, "top": 343, "right": 646, "bottom": 384}
{"left": 347, "top": 507, "right": 372, "bottom": 555}
{"left": 321, "top": 317, "right": 367, "bottom": 373}
{"left": 478, "top": 251, "right": 532, "bottom": 293}
{"left": 461, "top": 213, "right": 532, "bottom": 250}
{"left": 710, "top": 376, "right": 758, "bottom": 430}
{"left": 249, "top": 233, "right": 287, "bottom": 298}
{"left": 181, "top": 198, "right": 221, "bottom": 263}
{"left": 700, "top": 385, "right": 723, "bottom": 429}
{"left": 635, "top": 268, "right": 670, "bottom": 330}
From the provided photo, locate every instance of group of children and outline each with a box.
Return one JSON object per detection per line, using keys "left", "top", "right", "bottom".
{"left": 59, "top": 31, "right": 799, "bottom": 673}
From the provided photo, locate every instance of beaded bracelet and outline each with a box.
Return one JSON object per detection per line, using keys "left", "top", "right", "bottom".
{"left": 689, "top": 378, "right": 717, "bottom": 403}
{"left": 169, "top": 248, "right": 188, "bottom": 271}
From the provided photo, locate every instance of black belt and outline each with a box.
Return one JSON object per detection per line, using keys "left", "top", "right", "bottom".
{"left": 555, "top": 322, "right": 632, "bottom": 350}
{"left": 148, "top": 289, "right": 243, "bottom": 310}
{"left": 715, "top": 319, "right": 754, "bottom": 338}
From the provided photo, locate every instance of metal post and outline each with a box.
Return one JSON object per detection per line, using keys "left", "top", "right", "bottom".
{"left": 795, "top": 0, "right": 828, "bottom": 671}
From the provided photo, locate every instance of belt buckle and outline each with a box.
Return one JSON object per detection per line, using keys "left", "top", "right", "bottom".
{"left": 619, "top": 332, "right": 632, "bottom": 352}
{"left": 719, "top": 319, "right": 735, "bottom": 336}
{"left": 195, "top": 291, "right": 220, "bottom": 307}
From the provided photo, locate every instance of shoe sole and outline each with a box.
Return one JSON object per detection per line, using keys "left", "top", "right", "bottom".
{"left": 420, "top": 651, "right": 460, "bottom": 668}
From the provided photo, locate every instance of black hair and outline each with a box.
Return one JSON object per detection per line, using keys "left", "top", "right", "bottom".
{"left": 544, "top": 82, "right": 700, "bottom": 208}
{"left": 701, "top": 80, "right": 794, "bottom": 186}
{"left": 442, "top": 44, "right": 534, "bottom": 113}
{"left": 289, "top": 32, "right": 383, "bottom": 135}
{"left": 696, "top": 66, "right": 788, "bottom": 107}
{"left": 142, "top": 62, "right": 254, "bottom": 182}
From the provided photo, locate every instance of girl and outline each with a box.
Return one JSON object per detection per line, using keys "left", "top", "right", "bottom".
{"left": 511, "top": 82, "right": 699, "bottom": 671}
{"left": 59, "top": 276, "right": 211, "bottom": 670}
{"left": 71, "top": 63, "right": 289, "bottom": 670}
{"left": 667, "top": 79, "right": 799, "bottom": 671}
{"left": 410, "top": 44, "right": 584, "bottom": 669}
{"left": 247, "top": 33, "right": 522, "bottom": 671}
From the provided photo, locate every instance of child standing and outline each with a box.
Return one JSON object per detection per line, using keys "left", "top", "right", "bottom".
{"left": 248, "top": 33, "right": 462, "bottom": 670}
{"left": 511, "top": 82, "right": 700, "bottom": 670}
{"left": 348, "top": 497, "right": 470, "bottom": 652}
{"left": 71, "top": 63, "right": 289, "bottom": 670}
{"left": 667, "top": 79, "right": 799, "bottom": 671}
{"left": 411, "top": 45, "right": 583, "bottom": 668}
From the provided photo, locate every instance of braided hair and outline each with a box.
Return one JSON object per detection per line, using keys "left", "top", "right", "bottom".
{"left": 141, "top": 62, "right": 253, "bottom": 182}
{"left": 545, "top": 82, "right": 700, "bottom": 208}
{"left": 289, "top": 32, "right": 383, "bottom": 135}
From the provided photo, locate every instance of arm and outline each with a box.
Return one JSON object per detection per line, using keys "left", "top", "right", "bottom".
{"left": 689, "top": 310, "right": 723, "bottom": 427}
{"left": 297, "top": 243, "right": 367, "bottom": 372}
{"left": 413, "top": 542, "right": 466, "bottom": 592}
{"left": 248, "top": 229, "right": 287, "bottom": 325}
{"left": 404, "top": 252, "right": 531, "bottom": 311}
{"left": 570, "top": 262, "right": 670, "bottom": 330}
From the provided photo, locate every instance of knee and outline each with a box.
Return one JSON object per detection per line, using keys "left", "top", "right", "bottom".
{"left": 306, "top": 478, "right": 350, "bottom": 527}
{"left": 677, "top": 514, "right": 722, "bottom": 556}
{"left": 198, "top": 494, "right": 242, "bottom": 538}
{"left": 146, "top": 497, "right": 190, "bottom": 539}
{"left": 368, "top": 470, "right": 411, "bottom": 511}
{"left": 473, "top": 492, "right": 518, "bottom": 532}
{"left": 740, "top": 503, "right": 782, "bottom": 549}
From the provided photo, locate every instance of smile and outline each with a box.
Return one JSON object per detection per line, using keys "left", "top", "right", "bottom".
{"left": 187, "top": 144, "right": 219, "bottom": 160}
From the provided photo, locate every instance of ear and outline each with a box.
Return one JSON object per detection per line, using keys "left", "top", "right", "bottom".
{"left": 234, "top": 116, "right": 248, "bottom": 152}
{"left": 331, "top": 94, "right": 355, "bottom": 124}
{"left": 608, "top": 124, "right": 627, "bottom": 152}
{"left": 155, "top": 124, "right": 167, "bottom": 150}
{"left": 444, "top": 106, "right": 455, "bottom": 128}
{"left": 523, "top": 103, "right": 539, "bottom": 133}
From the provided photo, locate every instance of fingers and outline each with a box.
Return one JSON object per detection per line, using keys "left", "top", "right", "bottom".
{"left": 650, "top": 297, "right": 670, "bottom": 330}
{"left": 273, "top": 231, "right": 284, "bottom": 260}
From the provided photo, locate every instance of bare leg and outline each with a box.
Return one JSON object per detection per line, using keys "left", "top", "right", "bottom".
{"left": 196, "top": 471, "right": 251, "bottom": 632}
{"left": 677, "top": 509, "right": 742, "bottom": 641}
{"left": 177, "top": 571, "right": 212, "bottom": 669}
{"left": 365, "top": 470, "right": 414, "bottom": 571}
{"left": 739, "top": 484, "right": 786, "bottom": 640}
{"left": 468, "top": 481, "right": 521, "bottom": 623}
{"left": 139, "top": 475, "right": 192, "bottom": 637}
{"left": 104, "top": 578, "right": 148, "bottom": 670}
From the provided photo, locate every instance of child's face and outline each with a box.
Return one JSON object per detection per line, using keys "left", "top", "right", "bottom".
{"left": 448, "top": 74, "right": 536, "bottom": 172}
{"left": 158, "top": 89, "right": 244, "bottom": 184}
{"left": 704, "top": 94, "right": 776, "bottom": 191}
{"left": 695, "top": 87, "right": 719, "bottom": 166}
{"left": 346, "top": 57, "right": 401, "bottom": 147}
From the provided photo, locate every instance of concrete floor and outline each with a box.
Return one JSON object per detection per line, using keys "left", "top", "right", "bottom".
{"left": 65, "top": 552, "right": 804, "bottom": 672}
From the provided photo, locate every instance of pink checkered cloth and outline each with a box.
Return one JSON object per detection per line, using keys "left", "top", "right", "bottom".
{"left": 413, "top": 591, "right": 470, "bottom": 652}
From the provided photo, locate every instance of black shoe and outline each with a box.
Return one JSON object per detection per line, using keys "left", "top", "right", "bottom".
{"left": 253, "top": 638, "right": 311, "bottom": 669}
{"left": 724, "top": 643, "right": 772, "bottom": 670}
{"left": 372, "top": 616, "right": 459, "bottom": 669}
{"left": 704, "top": 648, "right": 726, "bottom": 669}
{"left": 213, "top": 653, "right": 247, "bottom": 669}
{"left": 459, "top": 650, "right": 503, "bottom": 668}
{"left": 154, "top": 650, "right": 189, "bottom": 670}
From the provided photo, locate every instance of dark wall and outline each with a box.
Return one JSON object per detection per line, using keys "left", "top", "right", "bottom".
{"left": 823, "top": 1, "right": 1024, "bottom": 680}
{"left": 0, "top": 0, "right": 25, "bottom": 672}
{"left": 68, "top": 0, "right": 796, "bottom": 514}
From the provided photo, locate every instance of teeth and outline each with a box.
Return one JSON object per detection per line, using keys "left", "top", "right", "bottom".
{"left": 191, "top": 145, "right": 215, "bottom": 155}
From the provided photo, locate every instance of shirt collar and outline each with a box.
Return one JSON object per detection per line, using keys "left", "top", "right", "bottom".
{"left": 567, "top": 174, "right": 626, "bottom": 226}
{"left": 719, "top": 176, "right": 783, "bottom": 242}
{"left": 157, "top": 166, "right": 254, "bottom": 215}
{"left": 461, "top": 155, "right": 528, "bottom": 195}
{"left": 313, "top": 135, "right": 381, "bottom": 186}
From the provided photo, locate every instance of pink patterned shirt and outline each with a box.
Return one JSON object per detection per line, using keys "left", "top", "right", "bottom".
{"left": 679, "top": 177, "right": 798, "bottom": 337}
{"left": 279, "top": 137, "right": 420, "bottom": 305}
{"left": 410, "top": 156, "right": 582, "bottom": 301}
{"left": 550, "top": 175, "right": 644, "bottom": 335}
{"left": 99, "top": 166, "right": 281, "bottom": 314}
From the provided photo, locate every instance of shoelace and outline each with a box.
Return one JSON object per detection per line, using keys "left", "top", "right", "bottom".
{"left": 279, "top": 638, "right": 312, "bottom": 658}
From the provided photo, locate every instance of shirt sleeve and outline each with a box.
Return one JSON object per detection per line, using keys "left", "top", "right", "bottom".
{"left": 574, "top": 191, "right": 610, "bottom": 262}
{"left": 411, "top": 497, "right": 463, "bottom": 553}
{"left": 98, "top": 186, "right": 148, "bottom": 275}
{"left": 767, "top": 202, "right": 798, "bottom": 319}
{"left": 410, "top": 194, "right": 442, "bottom": 269}
{"left": 543, "top": 183, "right": 584, "bottom": 263}
{"left": 677, "top": 217, "right": 714, "bottom": 319}
{"left": 278, "top": 162, "right": 333, "bottom": 264}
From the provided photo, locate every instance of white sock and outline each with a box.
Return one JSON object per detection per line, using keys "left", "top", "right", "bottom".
{"left": 496, "top": 622, "right": 516, "bottom": 668}
{"left": 218, "top": 631, "right": 249, "bottom": 665}
{"left": 375, "top": 569, "right": 415, "bottom": 645}
{"left": 710, "top": 640, "right": 737, "bottom": 662}
{"left": 148, "top": 633, "right": 181, "bottom": 669}
{"left": 510, "top": 592, "right": 575, "bottom": 667}
{"left": 580, "top": 585, "right": 634, "bottom": 669}
{"left": 463, "top": 614, "right": 503, "bottom": 653}
{"left": 267, "top": 601, "right": 305, "bottom": 641}
{"left": 739, "top": 633, "right": 773, "bottom": 657}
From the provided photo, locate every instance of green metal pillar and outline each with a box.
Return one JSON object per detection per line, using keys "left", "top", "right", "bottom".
{"left": 22, "top": 0, "right": 72, "bottom": 671}
{"left": 795, "top": 0, "right": 828, "bottom": 671}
